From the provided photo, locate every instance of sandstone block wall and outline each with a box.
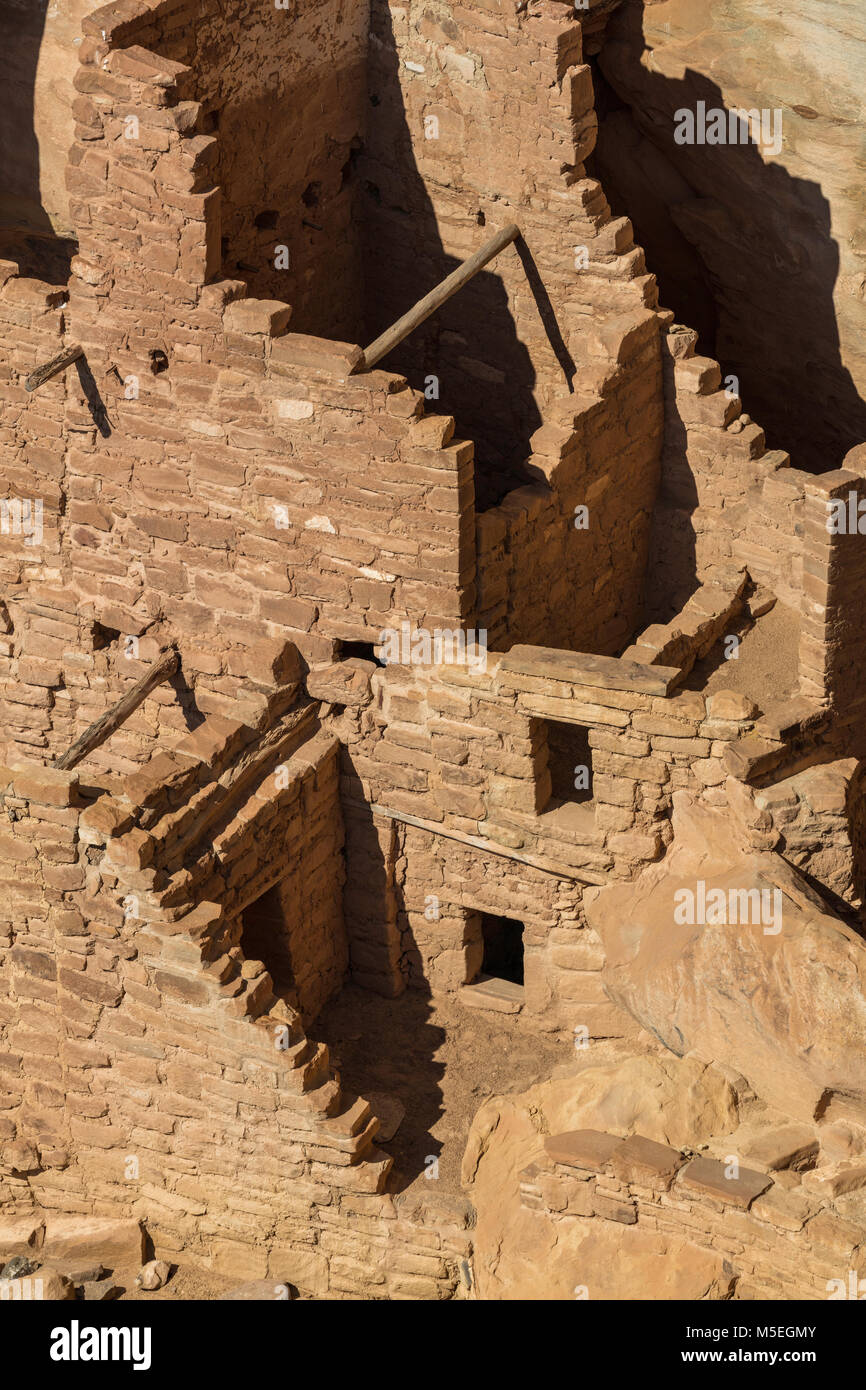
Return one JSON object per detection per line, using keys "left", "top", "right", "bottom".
{"left": 147, "top": 0, "right": 368, "bottom": 337}
{"left": 0, "top": 695, "right": 477, "bottom": 1297}
{"left": 521, "top": 1128, "right": 864, "bottom": 1301}
{"left": 646, "top": 321, "right": 786, "bottom": 621}
{"left": 798, "top": 469, "right": 866, "bottom": 730}
{"left": 3, "top": 12, "right": 481, "bottom": 663}
{"left": 755, "top": 758, "right": 866, "bottom": 914}
{"left": 362, "top": 0, "right": 666, "bottom": 651}
{"left": 0, "top": 265, "right": 66, "bottom": 576}
{"left": 336, "top": 635, "right": 766, "bottom": 1028}
{"left": 1, "top": 0, "right": 865, "bottom": 1302}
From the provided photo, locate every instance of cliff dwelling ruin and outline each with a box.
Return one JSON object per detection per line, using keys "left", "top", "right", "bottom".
{"left": 1, "top": 0, "right": 866, "bottom": 1307}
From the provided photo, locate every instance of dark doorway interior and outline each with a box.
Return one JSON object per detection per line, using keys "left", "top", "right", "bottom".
{"left": 480, "top": 914, "right": 524, "bottom": 986}
{"left": 240, "top": 883, "right": 295, "bottom": 992}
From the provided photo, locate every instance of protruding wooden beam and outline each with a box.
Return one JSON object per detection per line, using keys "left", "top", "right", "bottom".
{"left": 355, "top": 223, "right": 521, "bottom": 372}
{"left": 53, "top": 647, "right": 179, "bottom": 771}
{"left": 25, "top": 344, "right": 85, "bottom": 393}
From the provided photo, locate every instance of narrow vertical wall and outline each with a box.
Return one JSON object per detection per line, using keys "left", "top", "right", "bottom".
{"left": 0, "top": 765, "right": 83, "bottom": 1185}
{"left": 799, "top": 457, "right": 866, "bottom": 748}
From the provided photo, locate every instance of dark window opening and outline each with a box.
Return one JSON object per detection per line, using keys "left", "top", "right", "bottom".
{"left": 338, "top": 640, "right": 381, "bottom": 665}
{"left": 301, "top": 182, "right": 321, "bottom": 208}
{"left": 480, "top": 914, "right": 524, "bottom": 986}
{"left": 254, "top": 209, "right": 279, "bottom": 231}
{"left": 149, "top": 348, "right": 169, "bottom": 374}
{"left": 91, "top": 622, "right": 120, "bottom": 651}
{"left": 340, "top": 141, "right": 363, "bottom": 190}
{"left": 240, "top": 884, "right": 295, "bottom": 993}
{"left": 545, "top": 720, "right": 593, "bottom": 805}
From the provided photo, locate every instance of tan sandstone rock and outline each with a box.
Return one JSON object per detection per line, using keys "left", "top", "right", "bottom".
{"left": 585, "top": 794, "right": 866, "bottom": 1121}
{"left": 462, "top": 1051, "right": 738, "bottom": 1299}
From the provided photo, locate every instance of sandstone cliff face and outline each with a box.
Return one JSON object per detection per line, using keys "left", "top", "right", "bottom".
{"left": 593, "top": 0, "right": 866, "bottom": 472}
{"left": 1, "top": 0, "right": 92, "bottom": 232}
{"left": 585, "top": 796, "right": 866, "bottom": 1123}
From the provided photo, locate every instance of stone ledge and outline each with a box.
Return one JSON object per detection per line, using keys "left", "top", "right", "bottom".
{"left": 270, "top": 334, "right": 363, "bottom": 379}
{"left": 610, "top": 1134, "right": 684, "bottom": 1190}
{"left": 544, "top": 1128, "right": 624, "bottom": 1172}
{"left": 677, "top": 1155, "right": 771, "bottom": 1209}
{"left": 499, "top": 646, "right": 680, "bottom": 696}
{"left": 223, "top": 298, "right": 293, "bottom": 338}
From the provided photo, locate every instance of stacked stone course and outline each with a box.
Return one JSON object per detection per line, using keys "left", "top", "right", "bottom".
{"left": 1, "top": 0, "right": 866, "bottom": 1300}
{"left": 520, "top": 1127, "right": 866, "bottom": 1301}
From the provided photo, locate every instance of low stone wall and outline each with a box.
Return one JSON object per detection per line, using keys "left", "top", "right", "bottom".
{"left": 521, "top": 1127, "right": 864, "bottom": 1301}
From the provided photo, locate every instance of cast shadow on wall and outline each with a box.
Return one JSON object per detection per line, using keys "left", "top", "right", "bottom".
{"left": 358, "top": 4, "right": 574, "bottom": 513}
{"left": 314, "top": 786, "right": 448, "bottom": 1193}
{"left": 0, "top": 0, "right": 75, "bottom": 281}
{"left": 592, "top": 1, "right": 866, "bottom": 476}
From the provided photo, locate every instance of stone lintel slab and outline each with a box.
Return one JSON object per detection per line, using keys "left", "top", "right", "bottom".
{"left": 544, "top": 1128, "right": 625, "bottom": 1173}
{"left": 678, "top": 1155, "right": 771, "bottom": 1209}
{"left": 499, "top": 646, "right": 680, "bottom": 697}
{"left": 609, "top": 1133, "right": 685, "bottom": 1190}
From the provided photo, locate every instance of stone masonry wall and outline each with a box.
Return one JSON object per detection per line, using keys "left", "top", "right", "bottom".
{"left": 152, "top": 0, "right": 369, "bottom": 336}
{"left": 0, "top": 705, "right": 473, "bottom": 1298}
{"left": 393, "top": 819, "right": 625, "bottom": 1037}
{"left": 336, "top": 637, "right": 759, "bottom": 1023}
{"left": 646, "top": 321, "right": 791, "bottom": 622}
{"left": 41, "top": 14, "right": 479, "bottom": 659}
{"left": 797, "top": 467, "right": 866, "bottom": 732}
{"left": 521, "top": 1128, "right": 865, "bottom": 1302}
{"left": 2, "top": 0, "right": 865, "bottom": 1302}
{"left": 363, "top": 0, "right": 666, "bottom": 654}
{"left": 0, "top": 266, "right": 67, "bottom": 580}
{"left": 351, "top": 645, "right": 757, "bottom": 879}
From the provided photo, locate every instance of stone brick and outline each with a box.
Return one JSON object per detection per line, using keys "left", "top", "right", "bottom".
{"left": 544, "top": 1130, "right": 625, "bottom": 1173}
{"left": 678, "top": 1156, "right": 771, "bottom": 1209}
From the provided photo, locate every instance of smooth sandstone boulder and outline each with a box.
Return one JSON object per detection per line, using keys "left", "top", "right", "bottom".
{"left": 585, "top": 795, "right": 866, "bottom": 1121}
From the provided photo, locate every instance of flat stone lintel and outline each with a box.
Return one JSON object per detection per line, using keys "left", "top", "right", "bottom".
{"left": 499, "top": 645, "right": 680, "bottom": 697}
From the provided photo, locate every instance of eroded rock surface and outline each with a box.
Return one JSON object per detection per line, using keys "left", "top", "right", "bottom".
{"left": 463, "top": 1052, "right": 739, "bottom": 1299}
{"left": 585, "top": 795, "right": 866, "bottom": 1121}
